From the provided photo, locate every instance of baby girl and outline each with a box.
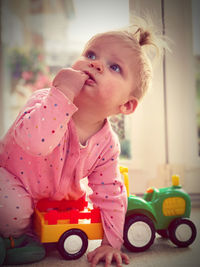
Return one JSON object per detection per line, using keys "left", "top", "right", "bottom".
{"left": 0, "top": 24, "right": 159, "bottom": 267}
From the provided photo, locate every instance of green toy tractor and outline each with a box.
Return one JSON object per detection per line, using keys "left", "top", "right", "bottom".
{"left": 121, "top": 167, "right": 197, "bottom": 252}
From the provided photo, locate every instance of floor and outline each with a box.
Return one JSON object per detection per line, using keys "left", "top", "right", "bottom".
{"left": 4, "top": 206, "right": 200, "bottom": 267}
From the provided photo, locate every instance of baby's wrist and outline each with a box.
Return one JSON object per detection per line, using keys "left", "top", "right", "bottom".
{"left": 101, "top": 234, "right": 111, "bottom": 247}
{"left": 101, "top": 240, "right": 110, "bottom": 246}
{"left": 54, "top": 86, "right": 75, "bottom": 102}
{"left": 63, "top": 89, "right": 75, "bottom": 102}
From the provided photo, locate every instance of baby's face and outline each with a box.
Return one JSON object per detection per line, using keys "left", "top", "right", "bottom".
{"left": 72, "top": 35, "right": 137, "bottom": 116}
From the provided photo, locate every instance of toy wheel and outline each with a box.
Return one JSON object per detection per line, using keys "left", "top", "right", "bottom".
{"left": 168, "top": 218, "right": 197, "bottom": 247}
{"left": 157, "top": 229, "right": 169, "bottom": 238}
{"left": 58, "top": 229, "right": 88, "bottom": 260}
{"left": 123, "top": 215, "right": 155, "bottom": 252}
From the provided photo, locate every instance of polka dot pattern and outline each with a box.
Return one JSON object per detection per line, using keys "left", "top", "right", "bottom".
{"left": 0, "top": 168, "right": 34, "bottom": 237}
{"left": 0, "top": 87, "right": 125, "bottom": 249}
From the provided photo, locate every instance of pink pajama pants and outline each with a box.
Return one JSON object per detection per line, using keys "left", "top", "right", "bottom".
{"left": 0, "top": 167, "right": 34, "bottom": 238}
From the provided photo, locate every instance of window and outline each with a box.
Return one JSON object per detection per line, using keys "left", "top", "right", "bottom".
{"left": 110, "top": 114, "right": 132, "bottom": 159}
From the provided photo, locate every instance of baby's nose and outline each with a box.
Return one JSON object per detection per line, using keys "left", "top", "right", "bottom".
{"left": 89, "top": 61, "right": 103, "bottom": 73}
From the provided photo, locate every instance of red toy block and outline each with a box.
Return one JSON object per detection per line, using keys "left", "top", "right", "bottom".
{"left": 44, "top": 210, "right": 59, "bottom": 224}
{"left": 91, "top": 208, "right": 101, "bottom": 223}
{"left": 69, "top": 209, "right": 79, "bottom": 224}
{"left": 36, "top": 194, "right": 88, "bottom": 212}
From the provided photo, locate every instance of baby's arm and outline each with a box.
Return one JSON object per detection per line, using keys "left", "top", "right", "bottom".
{"left": 13, "top": 87, "right": 76, "bottom": 155}
{"left": 87, "top": 140, "right": 129, "bottom": 267}
{"left": 12, "top": 69, "right": 88, "bottom": 156}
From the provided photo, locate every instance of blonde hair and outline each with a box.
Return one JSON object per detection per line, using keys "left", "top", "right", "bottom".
{"left": 84, "top": 19, "right": 167, "bottom": 101}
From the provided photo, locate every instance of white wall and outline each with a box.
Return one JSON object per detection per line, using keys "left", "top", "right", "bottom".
{"left": 125, "top": 0, "right": 200, "bottom": 194}
{"left": 125, "top": 0, "right": 166, "bottom": 192}
{"left": 164, "top": 0, "right": 200, "bottom": 193}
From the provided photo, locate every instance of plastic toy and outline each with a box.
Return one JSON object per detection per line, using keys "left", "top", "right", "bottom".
{"left": 1, "top": 167, "right": 196, "bottom": 264}
{"left": 33, "top": 167, "right": 196, "bottom": 260}
{"left": 34, "top": 193, "right": 103, "bottom": 260}
{"left": 123, "top": 168, "right": 197, "bottom": 252}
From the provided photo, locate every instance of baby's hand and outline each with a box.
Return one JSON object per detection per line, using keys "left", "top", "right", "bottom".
{"left": 52, "top": 68, "right": 88, "bottom": 101}
{"left": 87, "top": 245, "right": 129, "bottom": 267}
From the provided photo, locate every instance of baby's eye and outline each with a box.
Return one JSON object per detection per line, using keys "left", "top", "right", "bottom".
{"left": 110, "top": 64, "right": 121, "bottom": 73}
{"left": 86, "top": 51, "right": 96, "bottom": 60}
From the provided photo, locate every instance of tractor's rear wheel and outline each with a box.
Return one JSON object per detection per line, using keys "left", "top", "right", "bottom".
{"left": 124, "top": 215, "right": 156, "bottom": 252}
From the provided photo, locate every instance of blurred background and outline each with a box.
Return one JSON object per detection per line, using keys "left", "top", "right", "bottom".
{"left": 0, "top": 0, "right": 199, "bottom": 200}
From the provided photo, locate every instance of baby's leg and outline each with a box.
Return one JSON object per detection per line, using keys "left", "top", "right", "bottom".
{"left": 0, "top": 167, "right": 34, "bottom": 238}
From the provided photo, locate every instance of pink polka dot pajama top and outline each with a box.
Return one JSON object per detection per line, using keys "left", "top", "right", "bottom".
{"left": 0, "top": 86, "right": 127, "bottom": 249}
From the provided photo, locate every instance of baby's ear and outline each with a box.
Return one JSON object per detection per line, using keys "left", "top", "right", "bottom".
{"left": 119, "top": 97, "right": 138, "bottom": 115}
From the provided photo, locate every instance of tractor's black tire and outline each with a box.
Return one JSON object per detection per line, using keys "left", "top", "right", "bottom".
{"left": 124, "top": 215, "right": 156, "bottom": 252}
{"left": 58, "top": 229, "right": 88, "bottom": 260}
{"left": 168, "top": 218, "right": 197, "bottom": 248}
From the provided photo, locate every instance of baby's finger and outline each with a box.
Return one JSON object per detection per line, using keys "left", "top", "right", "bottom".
{"left": 121, "top": 252, "right": 130, "bottom": 264}
{"left": 113, "top": 253, "right": 123, "bottom": 267}
{"left": 90, "top": 253, "right": 103, "bottom": 267}
{"left": 87, "top": 250, "right": 95, "bottom": 262}
{"left": 80, "top": 71, "right": 89, "bottom": 79}
{"left": 105, "top": 252, "right": 113, "bottom": 267}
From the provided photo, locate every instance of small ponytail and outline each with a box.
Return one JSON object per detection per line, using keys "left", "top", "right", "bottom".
{"left": 134, "top": 28, "right": 153, "bottom": 46}
{"left": 123, "top": 17, "right": 169, "bottom": 99}
{"left": 129, "top": 17, "right": 170, "bottom": 56}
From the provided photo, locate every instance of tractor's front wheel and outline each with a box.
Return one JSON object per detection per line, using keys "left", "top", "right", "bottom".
{"left": 168, "top": 218, "right": 197, "bottom": 247}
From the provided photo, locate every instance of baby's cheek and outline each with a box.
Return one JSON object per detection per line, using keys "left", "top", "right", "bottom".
{"left": 101, "top": 88, "right": 116, "bottom": 103}
{"left": 98, "top": 92, "right": 112, "bottom": 105}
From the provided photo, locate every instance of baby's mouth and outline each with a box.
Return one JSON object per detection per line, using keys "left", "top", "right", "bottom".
{"left": 84, "top": 71, "right": 96, "bottom": 83}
